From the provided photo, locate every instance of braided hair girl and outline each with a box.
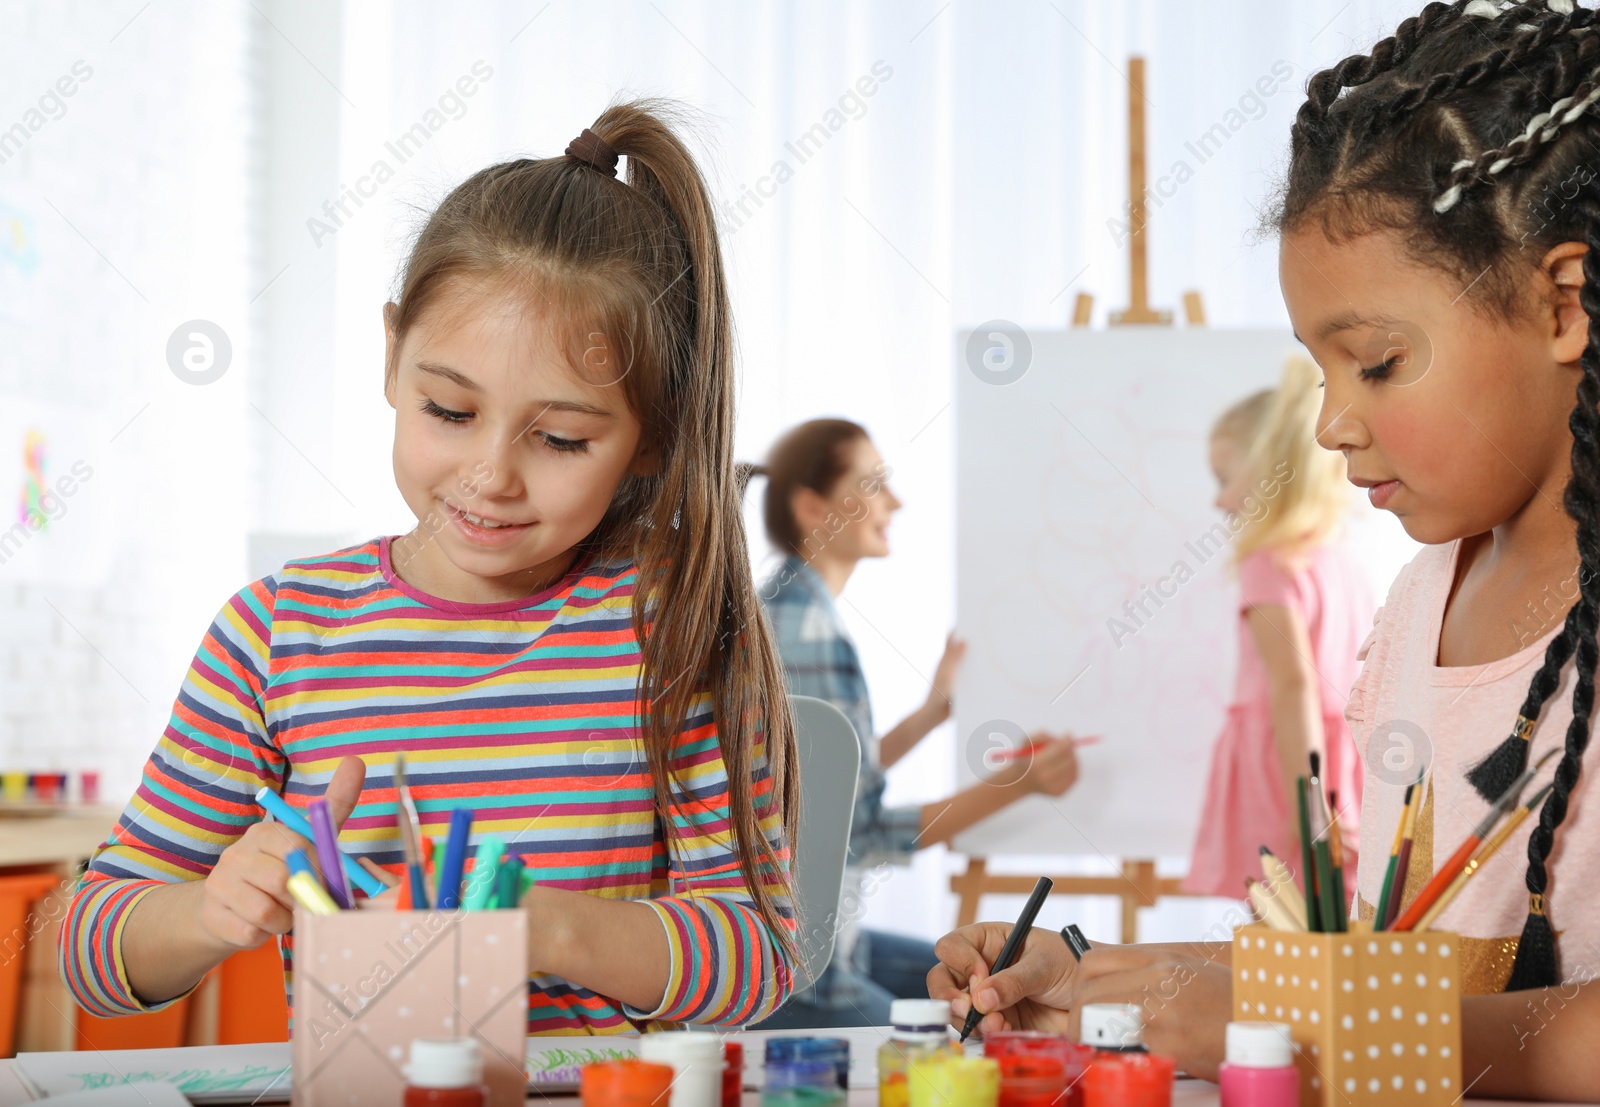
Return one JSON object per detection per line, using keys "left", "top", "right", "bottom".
{"left": 927, "top": 3, "right": 1600, "bottom": 1092}
{"left": 1276, "top": 0, "right": 1600, "bottom": 993}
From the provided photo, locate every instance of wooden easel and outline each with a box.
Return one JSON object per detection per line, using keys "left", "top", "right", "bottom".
{"left": 953, "top": 57, "right": 1207, "bottom": 945}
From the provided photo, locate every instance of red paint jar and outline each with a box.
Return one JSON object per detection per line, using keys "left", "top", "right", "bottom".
{"left": 723, "top": 1040, "right": 743, "bottom": 1107}
{"left": 1079, "top": 1052, "right": 1176, "bottom": 1107}
{"left": 402, "top": 1039, "right": 488, "bottom": 1107}
{"left": 581, "top": 1059, "right": 676, "bottom": 1107}
{"left": 982, "top": 1031, "right": 1093, "bottom": 1107}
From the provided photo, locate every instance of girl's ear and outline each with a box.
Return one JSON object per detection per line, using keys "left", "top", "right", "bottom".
{"left": 382, "top": 302, "right": 400, "bottom": 408}
{"left": 1541, "top": 242, "right": 1589, "bottom": 366}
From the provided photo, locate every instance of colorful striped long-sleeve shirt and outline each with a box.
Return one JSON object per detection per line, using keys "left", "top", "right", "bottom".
{"left": 60, "top": 537, "right": 795, "bottom": 1032}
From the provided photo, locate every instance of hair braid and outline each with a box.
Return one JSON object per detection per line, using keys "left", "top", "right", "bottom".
{"left": 1277, "top": 0, "right": 1600, "bottom": 996}
{"left": 1504, "top": 196, "right": 1600, "bottom": 990}
{"left": 1434, "top": 32, "right": 1600, "bottom": 212}
{"left": 1293, "top": 1, "right": 1468, "bottom": 144}
{"left": 1365, "top": 6, "right": 1599, "bottom": 126}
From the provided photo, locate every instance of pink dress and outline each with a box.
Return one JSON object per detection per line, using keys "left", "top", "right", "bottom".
{"left": 1183, "top": 536, "right": 1377, "bottom": 897}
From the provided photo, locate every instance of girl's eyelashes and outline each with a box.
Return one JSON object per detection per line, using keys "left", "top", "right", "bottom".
{"left": 1359, "top": 357, "right": 1398, "bottom": 382}
{"left": 538, "top": 431, "right": 588, "bottom": 454}
{"left": 420, "top": 398, "right": 588, "bottom": 453}
{"left": 420, "top": 398, "right": 472, "bottom": 423}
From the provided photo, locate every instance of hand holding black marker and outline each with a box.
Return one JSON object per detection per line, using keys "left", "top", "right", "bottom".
{"left": 958, "top": 875, "right": 1053, "bottom": 1042}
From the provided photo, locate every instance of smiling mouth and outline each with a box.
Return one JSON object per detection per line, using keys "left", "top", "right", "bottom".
{"left": 444, "top": 500, "right": 529, "bottom": 529}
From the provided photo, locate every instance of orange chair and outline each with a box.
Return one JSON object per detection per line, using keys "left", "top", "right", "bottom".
{"left": 75, "top": 999, "right": 191, "bottom": 1051}
{"left": 0, "top": 873, "right": 66, "bottom": 1055}
{"left": 215, "top": 941, "right": 289, "bottom": 1043}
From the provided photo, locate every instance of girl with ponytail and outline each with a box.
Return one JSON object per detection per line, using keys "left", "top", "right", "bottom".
{"left": 928, "top": 4, "right": 1600, "bottom": 1093}
{"left": 63, "top": 99, "right": 798, "bottom": 1033}
{"left": 1184, "top": 357, "right": 1376, "bottom": 901}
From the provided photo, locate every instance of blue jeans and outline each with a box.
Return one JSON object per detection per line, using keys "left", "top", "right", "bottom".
{"left": 752, "top": 929, "right": 938, "bottom": 1029}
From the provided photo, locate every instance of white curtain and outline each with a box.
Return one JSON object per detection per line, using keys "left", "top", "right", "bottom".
{"left": 2, "top": 0, "right": 1426, "bottom": 938}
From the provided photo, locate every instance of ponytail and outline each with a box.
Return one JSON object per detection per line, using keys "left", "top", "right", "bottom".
{"left": 385, "top": 98, "right": 800, "bottom": 978}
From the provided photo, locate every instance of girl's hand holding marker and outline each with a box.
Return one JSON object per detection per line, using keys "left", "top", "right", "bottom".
{"left": 198, "top": 756, "right": 394, "bottom": 953}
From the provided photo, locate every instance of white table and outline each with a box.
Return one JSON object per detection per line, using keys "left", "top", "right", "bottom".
{"left": 0, "top": 1059, "right": 1585, "bottom": 1106}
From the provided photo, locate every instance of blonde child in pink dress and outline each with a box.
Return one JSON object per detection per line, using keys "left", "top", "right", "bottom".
{"left": 1184, "top": 357, "right": 1377, "bottom": 899}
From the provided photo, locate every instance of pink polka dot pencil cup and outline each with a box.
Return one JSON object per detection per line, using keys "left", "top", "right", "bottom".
{"left": 290, "top": 907, "right": 528, "bottom": 1106}
{"left": 1231, "top": 923, "right": 1462, "bottom": 1106}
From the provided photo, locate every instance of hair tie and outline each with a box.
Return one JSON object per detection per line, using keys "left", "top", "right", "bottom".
{"left": 565, "top": 127, "right": 619, "bottom": 178}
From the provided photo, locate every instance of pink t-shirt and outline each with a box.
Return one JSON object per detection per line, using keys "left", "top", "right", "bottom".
{"left": 1349, "top": 541, "right": 1600, "bottom": 988}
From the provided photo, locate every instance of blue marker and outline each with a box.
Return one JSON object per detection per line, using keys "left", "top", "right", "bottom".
{"left": 254, "top": 785, "right": 386, "bottom": 898}
{"left": 434, "top": 808, "right": 475, "bottom": 910}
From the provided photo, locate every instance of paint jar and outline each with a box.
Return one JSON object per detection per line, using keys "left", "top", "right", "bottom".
{"left": 78, "top": 769, "right": 100, "bottom": 804}
{"left": 907, "top": 1055, "right": 1000, "bottom": 1107}
{"left": 640, "top": 1031, "right": 724, "bottom": 1107}
{"left": 879, "top": 998, "right": 957, "bottom": 1107}
{"left": 581, "top": 1059, "right": 675, "bottom": 1107}
{"left": 982, "top": 1030, "right": 1093, "bottom": 1107}
{"left": 764, "top": 1037, "right": 850, "bottom": 1089}
{"left": 1078, "top": 1003, "right": 1147, "bottom": 1052}
{"left": 1218, "top": 1022, "right": 1297, "bottom": 1107}
{"left": 402, "top": 1039, "right": 488, "bottom": 1107}
{"left": 1078, "top": 1052, "right": 1176, "bottom": 1107}
{"left": 722, "top": 1040, "right": 743, "bottom": 1107}
{"left": 761, "top": 1059, "right": 843, "bottom": 1107}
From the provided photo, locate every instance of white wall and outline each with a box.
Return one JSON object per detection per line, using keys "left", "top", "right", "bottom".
{"left": 0, "top": 0, "right": 1424, "bottom": 943}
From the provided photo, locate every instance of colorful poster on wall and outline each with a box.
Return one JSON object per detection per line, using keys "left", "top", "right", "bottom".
{"left": 0, "top": 397, "right": 117, "bottom": 585}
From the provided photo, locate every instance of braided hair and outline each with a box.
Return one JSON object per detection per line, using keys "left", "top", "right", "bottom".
{"left": 1271, "top": 0, "right": 1600, "bottom": 990}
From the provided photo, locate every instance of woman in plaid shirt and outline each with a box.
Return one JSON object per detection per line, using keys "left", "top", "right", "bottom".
{"left": 748, "top": 418, "right": 1082, "bottom": 1027}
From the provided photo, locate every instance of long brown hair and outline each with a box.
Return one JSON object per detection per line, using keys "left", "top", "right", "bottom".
{"left": 384, "top": 99, "right": 798, "bottom": 963}
{"left": 1272, "top": 0, "right": 1598, "bottom": 990}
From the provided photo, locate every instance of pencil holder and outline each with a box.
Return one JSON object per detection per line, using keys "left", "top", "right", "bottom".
{"left": 1232, "top": 924, "right": 1462, "bottom": 1107}
{"left": 291, "top": 907, "right": 528, "bottom": 1107}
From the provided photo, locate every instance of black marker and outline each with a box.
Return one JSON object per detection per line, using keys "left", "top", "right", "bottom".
{"left": 1061, "top": 923, "right": 1091, "bottom": 960}
{"left": 959, "top": 876, "right": 1053, "bottom": 1042}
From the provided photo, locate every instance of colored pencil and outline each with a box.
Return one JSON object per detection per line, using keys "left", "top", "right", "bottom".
{"left": 1246, "top": 877, "right": 1306, "bottom": 932}
{"left": 1306, "top": 786, "right": 1339, "bottom": 933}
{"left": 1296, "top": 777, "right": 1320, "bottom": 932}
{"left": 1382, "top": 778, "right": 1425, "bottom": 929}
{"left": 1373, "top": 781, "right": 1416, "bottom": 932}
{"left": 1259, "top": 847, "right": 1309, "bottom": 930}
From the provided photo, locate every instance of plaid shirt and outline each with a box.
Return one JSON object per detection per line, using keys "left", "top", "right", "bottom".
{"left": 759, "top": 555, "right": 922, "bottom": 1009}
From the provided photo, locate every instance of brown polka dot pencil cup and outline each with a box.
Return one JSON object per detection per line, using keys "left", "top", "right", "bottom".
{"left": 1232, "top": 923, "right": 1462, "bottom": 1106}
